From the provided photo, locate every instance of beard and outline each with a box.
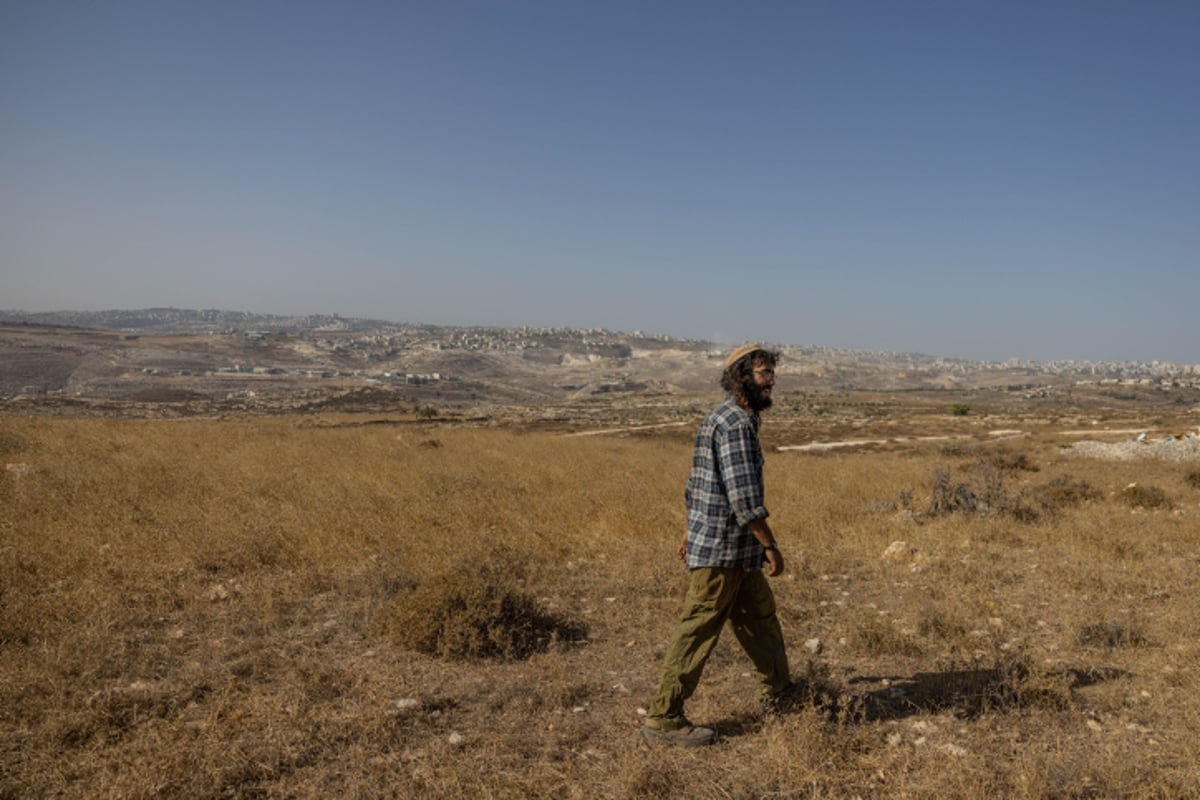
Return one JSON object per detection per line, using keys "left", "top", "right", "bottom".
{"left": 744, "top": 380, "right": 773, "bottom": 413}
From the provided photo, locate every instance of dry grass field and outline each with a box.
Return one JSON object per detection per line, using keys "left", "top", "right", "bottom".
{"left": 3, "top": 396, "right": 1200, "bottom": 798}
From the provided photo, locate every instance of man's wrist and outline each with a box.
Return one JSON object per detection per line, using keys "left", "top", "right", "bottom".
{"left": 762, "top": 543, "right": 779, "bottom": 552}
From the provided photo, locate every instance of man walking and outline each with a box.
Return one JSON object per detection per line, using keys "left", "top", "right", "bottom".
{"left": 642, "top": 343, "right": 793, "bottom": 747}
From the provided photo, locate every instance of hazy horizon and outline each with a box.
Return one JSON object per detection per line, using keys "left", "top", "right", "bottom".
{"left": 4, "top": 2, "right": 1198, "bottom": 364}
{"left": 6, "top": 303, "right": 1198, "bottom": 367}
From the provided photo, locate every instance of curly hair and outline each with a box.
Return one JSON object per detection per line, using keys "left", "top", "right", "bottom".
{"left": 721, "top": 347, "right": 779, "bottom": 409}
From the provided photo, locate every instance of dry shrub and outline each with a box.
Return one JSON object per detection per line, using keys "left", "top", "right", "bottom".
{"left": 1183, "top": 469, "right": 1200, "bottom": 489}
{"left": 373, "top": 559, "right": 586, "bottom": 660}
{"left": 1033, "top": 475, "right": 1101, "bottom": 509}
{"left": 986, "top": 447, "right": 1038, "bottom": 473}
{"left": 922, "top": 462, "right": 1102, "bottom": 523}
{"left": 1076, "top": 621, "right": 1147, "bottom": 649}
{"left": 926, "top": 465, "right": 992, "bottom": 515}
{"left": 783, "top": 658, "right": 851, "bottom": 719}
{"left": 0, "top": 429, "right": 26, "bottom": 456}
{"left": 1117, "top": 483, "right": 1171, "bottom": 510}
{"left": 926, "top": 464, "right": 1052, "bottom": 522}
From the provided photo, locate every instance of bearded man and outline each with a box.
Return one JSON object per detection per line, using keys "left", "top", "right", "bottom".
{"left": 642, "top": 343, "right": 793, "bottom": 747}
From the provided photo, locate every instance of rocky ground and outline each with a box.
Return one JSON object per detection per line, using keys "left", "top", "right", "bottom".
{"left": 1065, "top": 435, "right": 1200, "bottom": 461}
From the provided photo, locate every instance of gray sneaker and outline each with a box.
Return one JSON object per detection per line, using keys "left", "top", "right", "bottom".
{"left": 641, "top": 723, "right": 716, "bottom": 748}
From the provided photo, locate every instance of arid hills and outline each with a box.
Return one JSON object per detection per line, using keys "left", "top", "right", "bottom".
{"left": 2, "top": 308, "right": 1197, "bottom": 422}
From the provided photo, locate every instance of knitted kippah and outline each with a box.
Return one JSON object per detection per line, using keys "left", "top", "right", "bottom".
{"left": 724, "top": 343, "right": 762, "bottom": 369}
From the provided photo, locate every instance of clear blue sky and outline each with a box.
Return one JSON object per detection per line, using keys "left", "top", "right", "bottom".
{"left": 3, "top": 1, "right": 1198, "bottom": 363}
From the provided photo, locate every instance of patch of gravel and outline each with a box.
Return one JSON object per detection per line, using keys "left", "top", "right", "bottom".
{"left": 1066, "top": 438, "right": 1200, "bottom": 461}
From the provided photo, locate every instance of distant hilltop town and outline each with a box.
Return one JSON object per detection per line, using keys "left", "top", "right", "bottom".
{"left": 2, "top": 307, "right": 1197, "bottom": 397}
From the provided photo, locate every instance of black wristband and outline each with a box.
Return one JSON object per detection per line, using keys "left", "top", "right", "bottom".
{"left": 763, "top": 543, "right": 778, "bottom": 552}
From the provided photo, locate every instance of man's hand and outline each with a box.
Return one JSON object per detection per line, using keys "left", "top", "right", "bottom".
{"left": 764, "top": 547, "right": 784, "bottom": 577}
{"left": 677, "top": 534, "right": 688, "bottom": 563}
{"left": 747, "top": 518, "right": 783, "bottom": 576}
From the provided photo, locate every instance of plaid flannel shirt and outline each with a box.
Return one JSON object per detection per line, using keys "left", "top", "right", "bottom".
{"left": 684, "top": 396, "right": 769, "bottom": 570}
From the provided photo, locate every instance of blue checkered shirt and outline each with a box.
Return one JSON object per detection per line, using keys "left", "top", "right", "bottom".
{"left": 684, "top": 397, "right": 769, "bottom": 570}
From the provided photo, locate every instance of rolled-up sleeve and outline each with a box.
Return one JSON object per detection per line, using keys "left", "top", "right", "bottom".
{"left": 716, "top": 422, "right": 768, "bottom": 526}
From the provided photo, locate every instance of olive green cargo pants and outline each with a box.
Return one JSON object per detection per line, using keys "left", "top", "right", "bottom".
{"left": 646, "top": 566, "right": 790, "bottom": 730}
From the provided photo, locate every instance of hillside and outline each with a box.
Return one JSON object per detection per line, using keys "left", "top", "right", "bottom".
{"left": 2, "top": 309, "right": 1197, "bottom": 419}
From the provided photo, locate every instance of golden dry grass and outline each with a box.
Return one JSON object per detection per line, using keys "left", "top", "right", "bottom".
{"left": 3, "top": 406, "right": 1200, "bottom": 798}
